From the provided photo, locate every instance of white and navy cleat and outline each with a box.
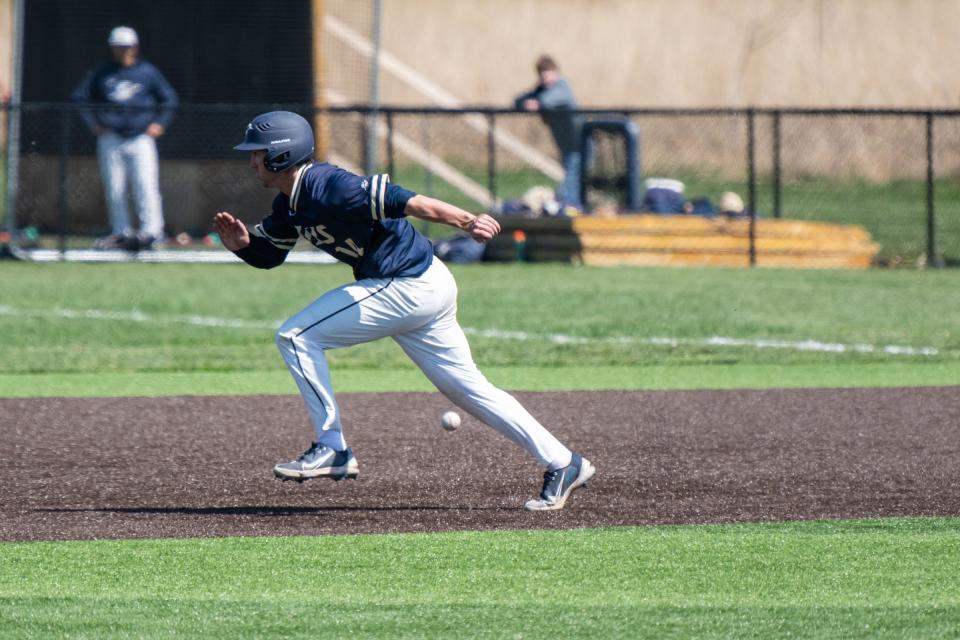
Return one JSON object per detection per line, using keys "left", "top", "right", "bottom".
{"left": 273, "top": 442, "right": 359, "bottom": 482}
{"left": 524, "top": 452, "right": 595, "bottom": 511}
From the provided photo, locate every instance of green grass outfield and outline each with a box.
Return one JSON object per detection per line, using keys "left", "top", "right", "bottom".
{"left": 2, "top": 261, "right": 959, "bottom": 637}
{"left": 1, "top": 262, "right": 958, "bottom": 395}
{"left": 2, "top": 520, "right": 959, "bottom": 638}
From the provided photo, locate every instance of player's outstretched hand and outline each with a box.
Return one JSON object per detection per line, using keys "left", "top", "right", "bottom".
{"left": 213, "top": 211, "right": 251, "bottom": 251}
{"left": 468, "top": 214, "right": 501, "bottom": 242}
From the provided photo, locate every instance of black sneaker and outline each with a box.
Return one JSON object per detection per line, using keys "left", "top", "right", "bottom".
{"left": 93, "top": 234, "right": 129, "bottom": 250}
{"left": 136, "top": 233, "right": 164, "bottom": 251}
{"left": 524, "top": 452, "right": 595, "bottom": 511}
{"left": 273, "top": 442, "right": 359, "bottom": 482}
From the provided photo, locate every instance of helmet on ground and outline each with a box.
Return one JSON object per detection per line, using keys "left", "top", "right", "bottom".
{"left": 234, "top": 111, "right": 315, "bottom": 172}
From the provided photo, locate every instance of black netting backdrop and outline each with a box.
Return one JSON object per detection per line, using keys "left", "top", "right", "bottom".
{"left": 22, "top": 0, "right": 314, "bottom": 159}
{"left": 9, "top": 0, "right": 375, "bottom": 239}
{"left": 23, "top": 0, "right": 314, "bottom": 105}
{"left": 2, "top": 0, "right": 958, "bottom": 264}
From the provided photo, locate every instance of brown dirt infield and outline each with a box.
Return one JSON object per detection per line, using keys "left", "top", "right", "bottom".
{"left": 2, "top": 387, "right": 959, "bottom": 542}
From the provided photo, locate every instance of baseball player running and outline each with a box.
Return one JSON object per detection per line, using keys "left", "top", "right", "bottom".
{"left": 214, "top": 111, "right": 594, "bottom": 511}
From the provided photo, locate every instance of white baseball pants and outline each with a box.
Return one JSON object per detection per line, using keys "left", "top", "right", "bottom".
{"left": 275, "top": 256, "right": 573, "bottom": 470}
{"left": 97, "top": 132, "right": 165, "bottom": 237}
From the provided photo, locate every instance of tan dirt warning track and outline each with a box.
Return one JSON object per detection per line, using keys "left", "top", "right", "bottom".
{"left": 2, "top": 387, "right": 959, "bottom": 541}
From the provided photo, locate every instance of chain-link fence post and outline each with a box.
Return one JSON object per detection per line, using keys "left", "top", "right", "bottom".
{"left": 385, "top": 109, "right": 395, "bottom": 178}
{"left": 486, "top": 112, "right": 497, "bottom": 205}
{"left": 4, "top": 0, "right": 25, "bottom": 234}
{"left": 57, "top": 104, "right": 71, "bottom": 255}
{"left": 772, "top": 110, "right": 782, "bottom": 219}
{"left": 363, "top": 0, "right": 382, "bottom": 176}
{"left": 747, "top": 108, "right": 757, "bottom": 266}
{"left": 925, "top": 112, "right": 943, "bottom": 268}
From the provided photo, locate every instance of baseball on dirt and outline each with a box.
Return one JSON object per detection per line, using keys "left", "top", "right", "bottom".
{"left": 441, "top": 410, "right": 461, "bottom": 431}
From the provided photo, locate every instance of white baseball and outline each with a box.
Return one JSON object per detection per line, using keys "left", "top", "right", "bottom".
{"left": 441, "top": 410, "right": 461, "bottom": 431}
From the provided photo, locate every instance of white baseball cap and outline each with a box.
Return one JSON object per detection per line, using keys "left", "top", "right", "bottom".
{"left": 719, "top": 191, "right": 745, "bottom": 214}
{"left": 107, "top": 26, "right": 139, "bottom": 47}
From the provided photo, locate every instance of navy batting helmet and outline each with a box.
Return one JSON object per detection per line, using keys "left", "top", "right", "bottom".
{"left": 234, "top": 111, "right": 315, "bottom": 172}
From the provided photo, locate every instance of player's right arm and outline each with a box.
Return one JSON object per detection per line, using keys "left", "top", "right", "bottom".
{"left": 213, "top": 202, "right": 296, "bottom": 269}
{"left": 70, "top": 68, "right": 104, "bottom": 135}
{"left": 514, "top": 87, "right": 540, "bottom": 111}
{"left": 213, "top": 212, "right": 249, "bottom": 250}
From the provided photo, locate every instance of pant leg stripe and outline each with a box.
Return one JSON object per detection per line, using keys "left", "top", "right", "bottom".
{"left": 293, "top": 279, "right": 394, "bottom": 338}
{"left": 288, "top": 279, "right": 395, "bottom": 407}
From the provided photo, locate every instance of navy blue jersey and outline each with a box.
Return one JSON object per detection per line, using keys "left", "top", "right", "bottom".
{"left": 71, "top": 59, "right": 178, "bottom": 137}
{"left": 235, "top": 163, "right": 434, "bottom": 279}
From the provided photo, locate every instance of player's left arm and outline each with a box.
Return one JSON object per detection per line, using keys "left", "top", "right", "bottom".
{"left": 404, "top": 195, "right": 500, "bottom": 242}
{"left": 148, "top": 64, "right": 178, "bottom": 137}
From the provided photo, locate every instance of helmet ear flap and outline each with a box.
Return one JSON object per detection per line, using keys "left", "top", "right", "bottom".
{"left": 265, "top": 150, "right": 291, "bottom": 172}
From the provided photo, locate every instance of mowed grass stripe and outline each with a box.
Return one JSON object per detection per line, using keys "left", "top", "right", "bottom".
{"left": 3, "top": 362, "right": 960, "bottom": 397}
{"left": 2, "top": 518, "right": 959, "bottom": 638}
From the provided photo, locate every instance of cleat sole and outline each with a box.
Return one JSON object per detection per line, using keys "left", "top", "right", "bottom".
{"left": 273, "top": 469, "right": 359, "bottom": 482}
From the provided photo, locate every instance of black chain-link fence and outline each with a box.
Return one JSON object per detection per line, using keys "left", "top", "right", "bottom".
{"left": 2, "top": 103, "right": 959, "bottom": 266}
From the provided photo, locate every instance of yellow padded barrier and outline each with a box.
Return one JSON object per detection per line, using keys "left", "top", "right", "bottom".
{"left": 573, "top": 215, "right": 879, "bottom": 269}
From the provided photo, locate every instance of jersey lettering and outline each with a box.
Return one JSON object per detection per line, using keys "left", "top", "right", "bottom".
{"left": 300, "top": 224, "right": 364, "bottom": 259}
{"left": 301, "top": 224, "right": 336, "bottom": 248}
{"left": 335, "top": 238, "right": 365, "bottom": 259}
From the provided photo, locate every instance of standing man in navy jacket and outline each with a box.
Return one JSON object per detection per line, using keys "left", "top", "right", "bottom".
{"left": 72, "top": 26, "right": 178, "bottom": 251}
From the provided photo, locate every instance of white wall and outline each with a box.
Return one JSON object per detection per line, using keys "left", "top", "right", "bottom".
{"left": 376, "top": 0, "right": 960, "bottom": 108}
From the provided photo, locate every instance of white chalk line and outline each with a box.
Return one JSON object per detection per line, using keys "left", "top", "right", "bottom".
{"left": 0, "top": 304, "right": 941, "bottom": 357}
{"left": 462, "top": 328, "right": 939, "bottom": 356}
{"left": 0, "top": 304, "right": 279, "bottom": 331}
